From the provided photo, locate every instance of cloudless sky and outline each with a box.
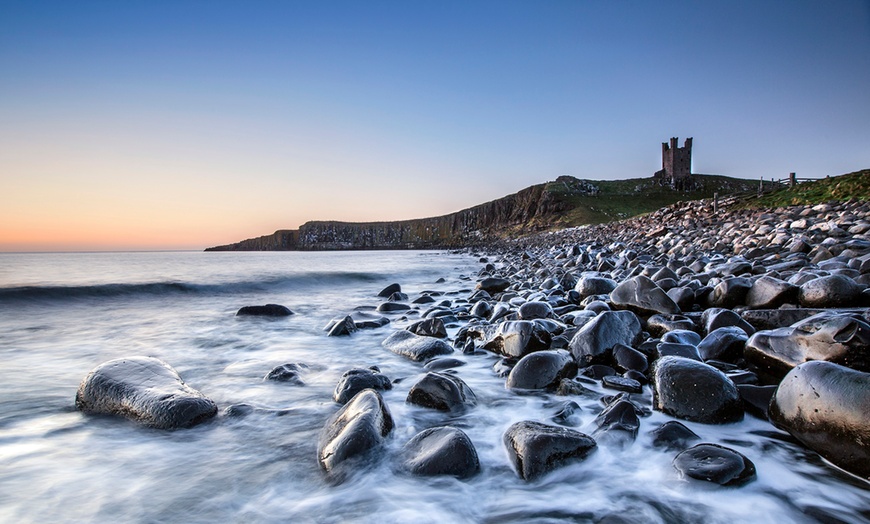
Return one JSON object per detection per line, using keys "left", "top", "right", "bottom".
{"left": 1, "top": 1, "right": 868, "bottom": 251}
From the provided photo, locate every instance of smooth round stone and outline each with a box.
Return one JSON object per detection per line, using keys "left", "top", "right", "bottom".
{"left": 482, "top": 320, "right": 552, "bottom": 358}
{"left": 407, "top": 372, "right": 476, "bottom": 412}
{"left": 746, "top": 275, "right": 799, "bottom": 309}
{"left": 657, "top": 342, "right": 702, "bottom": 361}
{"left": 317, "top": 389, "right": 394, "bottom": 473}
{"left": 574, "top": 276, "right": 617, "bottom": 298}
{"left": 601, "top": 375, "right": 642, "bottom": 393}
{"left": 407, "top": 317, "right": 448, "bottom": 338}
{"left": 569, "top": 311, "right": 642, "bottom": 366}
{"left": 769, "top": 361, "right": 870, "bottom": 480}
{"left": 661, "top": 329, "right": 702, "bottom": 346}
{"left": 697, "top": 327, "right": 748, "bottom": 363}
{"left": 377, "top": 302, "right": 412, "bottom": 313}
{"left": 265, "top": 363, "right": 307, "bottom": 384}
{"left": 593, "top": 399, "right": 640, "bottom": 440}
{"left": 673, "top": 444, "right": 756, "bottom": 486}
{"left": 506, "top": 349, "right": 577, "bottom": 390}
{"left": 333, "top": 368, "right": 392, "bottom": 404}
{"left": 503, "top": 421, "right": 597, "bottom": 480}
{"left": 424, "top": 358, "right": 466, "bottom": 371}
{"left": 702, "top": 308, "right": 756, "bottom": 336}
{"left": 75, "top": 356, "right": 217, "bottom": 429}
{"left": 382, "top": 330, "right": 453, "bottom": 362}
{"left": 470, "top": 300, "right": 493, "bottom": 318}
{"left": 237, "top": 304, "right": 293, "bottom": 317}
{"left": 799, "top": 275, "right": 864, "bottom": 308}
{"left": 649, "top": 421, "right": 700, "bottom": 451}
{"left": 326, "top": 315, "right": 357, "bottom": 336}
{"left": 610, "top": 275, "right": 680, "bottom": 316}
{"left": 401, "top": 426, "right": 480, "bottom": 479}
{"left": 518, "top": 301, "right": 554, "bottom": 320}
{"left": 377, "top": 283, "right": 401, "bottom": 298}
{"left": 476, "top": 277, "right": 511, "bottom": 294}
{"left": 652, "top": 356, "right": 743, "bottom": 424}
{"left": 707, "top": 277, "right": 752, "bottom": 308}
{"left": 611, "top": 343, "right": 648, "bottom": 373}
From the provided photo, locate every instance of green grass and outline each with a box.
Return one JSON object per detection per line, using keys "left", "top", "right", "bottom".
{"left": 738, "top": 169, "right": 870, "bottom": 208}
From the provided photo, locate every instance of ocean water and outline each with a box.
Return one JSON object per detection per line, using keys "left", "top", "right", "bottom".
{"left": 0, "top": 251, "right": 867, "bottom": 523}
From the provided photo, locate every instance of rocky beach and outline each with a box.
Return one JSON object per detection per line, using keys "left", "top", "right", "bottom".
{"left": 41, "top": 192, "right": 870, "bottom": 522}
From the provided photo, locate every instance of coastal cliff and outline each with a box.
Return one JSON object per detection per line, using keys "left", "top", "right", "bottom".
{"left": 205, "top": 174, "right": 760, "bottom": 251}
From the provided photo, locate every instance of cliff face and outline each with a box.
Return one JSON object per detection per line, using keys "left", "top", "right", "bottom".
{"left": 205, "top": 182, "right": 567, "bottom": 251}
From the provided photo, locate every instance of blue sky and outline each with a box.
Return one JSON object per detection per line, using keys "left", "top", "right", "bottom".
{"left": 1, "top": 1, "right": 868, "bottom": 250}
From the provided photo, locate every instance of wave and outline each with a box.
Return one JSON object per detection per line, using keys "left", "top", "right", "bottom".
{"left": 0, "top": 271, "right": 385, "bottom": 302}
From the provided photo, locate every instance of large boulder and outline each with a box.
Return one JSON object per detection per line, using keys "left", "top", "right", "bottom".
{"left": 75, "top": 356, "right": 217, "bottom": 429}
{"left": 503, "top": 421, "right": 596, "bottom": 480}
{"left": 400, "top": 426, "right": 480, "bottom": 479}
{"left": 476, "top": 277, "right": 511, "bottom": 294}
{"left": 697, "top": 327, "right": 749, "bottom": 363}
{"left": 610, "top": 275, "right": 680, "bottom": 316}
{"left": 407, "top": 317, "right": 448, "bottom": 338}
{"left": 769, "top": 361, "right": 870, "bottom": 480}
{"left": 407, "top": 372, "right": 476, "bottom": 412}
{"left": 518, "top": 301, "right": 554, "bottom": 320}
{"left": 569, "top": 311, "right": 642, "bottom": 366}
{"left": 236, "top": 304, "right": 293, "bottom": 317}
{"left": 382, "top": 330, "right": 453, "bottom": 362}
{"left": 482, "top": 320, "right": 552, "bottom": 358}
{"left": 317, "top": 389, "right": 393, "bottom": 473}
{"left": 746, "top": 276, "right": 799, "bottom": 309}
{"left": 574, "top": 275, "right": 617, "bottom": 298}
{"left": 651, "top": 356, "right": 743, "bottom": 424}
{"left": 706, "top": 277, "right": 752, "bottom": 309}
{"left": 798, "top": 275, "right": 864, "bottom": 308}
{"left": 744, "top": 313, "right": 870, "bottom": 378}
{"left": 506, "top": 349, "right": 577, "bottom": 390}
{"left": 333, "top": 368, "right": 392, "bottom": 404}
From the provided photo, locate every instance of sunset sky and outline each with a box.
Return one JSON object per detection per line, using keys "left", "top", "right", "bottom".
{"left": 1, "top": 1, "right": 868, "bottom": 251}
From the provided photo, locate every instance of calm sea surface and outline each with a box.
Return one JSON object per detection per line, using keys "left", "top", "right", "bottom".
{"left": 0, "top": 251, "right": 867, "bottom": 523}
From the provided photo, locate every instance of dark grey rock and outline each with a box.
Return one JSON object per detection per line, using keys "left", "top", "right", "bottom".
{"left": 799, "top": 275, "right": 864, "bottom": 308}
{"left": 646, "top": 314, "right": 695, "bottom": 337}
{"left": 569, "top": 311, "right": 642, "bottom": 366}
{"left": 610, "top": 275, "right": 680, "bottom": 316}
{"left": 707, "top": 277, "right": 752, "bottom": 309}
{"left": 657, "top": 342, "right": 702, "bottom": 361}
{"left": 702, "top": 308, "right": 756, "bottom": 336}
{"left": 377, "top": 283, "right": 401, "bottom": 298}
{"left": 661, "top": 329, "right": 702, "bottom": 346}
{"left": 611, "top": 343, "right": 648, "bottom": 373}
{"left": 697, "top": 327, "right": 748, "bottom": 363}
{"left": 651, "top": 356, "right": 743, "bottom": 424}
{"left": 602, "top": 375, "right": 642, "bottom": 393}
{"left": 673, "top": 444, "right": 756, "bottom": 486}
{"left": 424, "top": 358, "right": 466, "bottom": 371}
{"left": 470, "top": 300, "right": 493, "bottom": 319}
{"left": 649, "top": 421, "right": 700, "bottom": 451}
{"left": 317, "top": 389, "right": 393, "bottom": 473}
{"left": 401, "top": 426, "right": 480, "bottom": 479}
{"left": 518, "top": 301, "right": 554, "bottom": 320}
{"left": 736, "top": 384, "right": 776, "bottom": 420}
{"left": 407, "top": 317, "right": 448, "bottom": 338}
{"left": 237, "top": 304, "right": 293, "bottom": 317}
{"left": 769, "top": 361, "right": 870, "bottom": 480}
{"left": 483, "top": 320, "right": 552, "bottom": 358}
{"left": 333, "top": 368, "right": 392, "bottom": 404}
{"left": 377, "top": 302, "right": 412, "bottom": 313}
{"left": 746, "top": 275, "right": 799, "bottom": 309}
{"left": 476, "top": 277, "right": 511, "bottom": 294}
{"left": 593, "top": 399, "right": 640, "bottom": 444}
{"left": 744, "top": 312, "right": 870, "bottom": 378}
{"left": 407, "top": 372, "right": 476, "bottom": 412}
{"left": 326, "top": 315, "right": 357, "bottom": 336}
{"left": 265, "top": 363, "right": 307, "bottom": 384}
{"left": 574, "top": 276, "right": 617, "bottom": 298}
{"left": 506, "top": 349, "right": 577, "bottom": 390}
{"left": 75, "top": 356, "right": 217, "bottom": 429}
{"left": 503, "top": 420, "right": 596, "bottom": 480}
{"left": 382, "top": 330, "right": 454, "bottom": 362}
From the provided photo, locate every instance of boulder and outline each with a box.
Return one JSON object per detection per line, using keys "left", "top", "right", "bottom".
{"left": 569, "top": 311, "right": 642, "bottom": 366}
{"left": 382, "top": 330, "right": 453, "bottom": 362}
{"left": 518, "top": 301, "right": 554, "bottom": 320}
{"left": 506, "top": 349, "right": 577, "bottom": 390}
{"left": 317, "top": 389, "right": 394, "bottom": 473}
{"left": 702, "top": 308, "right": 755, "bottom": 336}
{"left": 401, "top": 426, "right": 480, "bottom": 479}
{"left": 746, "top": 276, "right": 799, "bottom": 309}
{"left": 593, "top": 399, "right": 640, "bottom": 445}
{"left": 651, "top": 356, "right": 743, "bottom": 424}
{"left": 476, "top": 277, "right": 511, "bottom": 294}
{"left": 236, "top": 304, "right": 293, "bottom": 317}
{"left": 673, "top": 444, "right": 756, "bottom": 486}
{"left": 407, "top": 317, "right": 448, "bottom": 338}
{"left": 333, "top": 368, "right": 392, "bottom": 404}
{"left": 799, "top": 275, "right": 864, "bottom": 308}
{"left": 649, "top": 421, "right": 700, "bottom": 451}
{"left": 503, "top": 421, "right": 596, "bottom": 480}
{"left": 744, "top": 313, "right": 870, "bottom": 378}
{"left": 483, "top": 320, "right": 552, "bottom": 358}
{"left": 377, "top": 302, "right": 412, "bottom": 313}
{"left": 75, "top": 356, "right": 218, "bottom": 429}
{"left": 407, "top": 372, "right": 476, "bottom": 412}
{"left": 265, "top": 363, "right": 307, "bottom": 384}
{"left": 697, "top": 327, "right": 748, "bottom": 363}
{"left": 602, "top": 375, "right": 642, "bottom": 393}
{"left": 610, "top": 275, "right": 680, "bottom": 316}
{"left": 377, "top": 283, "right": 401, "bottom": 298}
{"left": 574, "top": 276, "right": 617, "bottom": 298}
{"left": 326, "top": 315, "right": 357, "bottom": 336}
{"left": 707, "top": 277, "right": 752, "bottom": 309}
{"left": 769, "top": 361, "right": 870, "bottom": 480}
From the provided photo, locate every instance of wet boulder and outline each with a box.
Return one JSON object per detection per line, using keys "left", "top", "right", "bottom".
{"left": 769, "top": 361, "right": 870, "bottom": 480}
{"left": 746, "top": 276, "right": 799, "bottom": 309}
{"left": 476, "top": 277, "right": 511, "bottom": 294}
{"left": 697, "top": 327, "right": 749, "bottom": 363}
{"left": 377, "top": 283, "right": 401, "bottom": 298}
{"left": 569, "top": 311, "right": 642, "bottom": 366}
{"left": 707, "top": 277, "right": 752, "bottom": 309}
{"left": 407, "top": 317, "right": 448, "bottom": 338}
{"left": 377, "top": 302, "right": 412, "bottom": 313}
{"left": 798, "top": 275, "right": 864, "bottom": 308}
{"left": 401, "top": 426, "right": 480, "bottom": 479}
{"left": 649, "top": 421, "right": 700, "bottom": 451}
{"left": 333, "top": 368, "right": 392, "bottom": 404}
{"left": 407, "top": 372, "right": 476, "bottom": 412}
{"left": 673, "top": 444, "right": 756, "bottom": 486}
{"left": 506, "top": 349, "right": 577, "bottom": 390}
{"left": 574, "top": 275, "right": 617, "bottom": 298}
{"left": 736, "top": 384, "right": 777, "bottom": 420}
{"left": 651, "top": 356, "right": 743, "bottom": 424}
{"left": 265, "top": 362, "right": 307, "bottom": 384}
{"left": 236, "top": 304, "right": 293, "bottom": 317}
{"left": 593, "top": 399, "right": 640, "bottom": 446}
{"left": 518, "top": 301, "right": 554, "bottom": 320}
{"left": 325, "top": 315, "right": 357, "bottom": 336}
{"left": 75, "top": 356, "right": 218, "bottom": 429}
{"left": 483, "top": 320, "right": 552, "bottom": 358}
{"left": 602, "top": 375, "right": 642, "bottom": 393}
{"left": 702, "top": 308, "right": 755, "bottom": 336}
{"left": 744, "top": 313, "right": 870, "bottom": 378}
{"left": 382, "top": 330, "right": 453, "bottom": 362}
{"left": 610, "top": 275, "right": 680, "bottom": 316}
{"left": 503, "top": 421, "right": 597, "bottom": 480}
{"left": 347, "top": 310, "right": 391, "bottom": 329}
{"left": 611, "top": 343, "right": 648, "bottom": 373}
{"left": 470, "top": 300, "right": 493, "bottom": 319}
{"left": 317, "top": 389, "right": 394, "bottom": 473}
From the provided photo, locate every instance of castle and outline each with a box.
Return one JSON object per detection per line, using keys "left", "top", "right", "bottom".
{"left": 655, "top": 137, "right": 693, "bottom": 188}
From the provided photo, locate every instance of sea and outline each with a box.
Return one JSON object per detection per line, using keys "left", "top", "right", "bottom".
{"left": 0, "top": 251, "right": 867, "bottom": 523}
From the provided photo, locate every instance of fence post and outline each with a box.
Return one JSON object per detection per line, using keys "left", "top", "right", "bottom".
{"left": 758, "top": 176, "right": 763, "bottom": 197}
{"left": 789, "top": 172, "right": 796, "bottom": 187}
{"left": 713, "top": 192, "right": 718, "bottom": 214}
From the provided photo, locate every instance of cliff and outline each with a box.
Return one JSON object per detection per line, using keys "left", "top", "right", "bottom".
{"left": 205, "top": 174, "right": 762, "bottom": 251}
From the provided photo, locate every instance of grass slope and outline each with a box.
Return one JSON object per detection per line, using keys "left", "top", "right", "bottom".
{"left": 739, "top": 169, "right": 870, "bottom": 208}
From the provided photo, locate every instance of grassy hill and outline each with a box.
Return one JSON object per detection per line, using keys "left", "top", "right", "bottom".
{"left": 737, "top": 169, "right": 870, "bottom": 209}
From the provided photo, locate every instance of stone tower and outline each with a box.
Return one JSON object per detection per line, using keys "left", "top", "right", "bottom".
{"left": 655, "top": 137, "right": 692, "bottom": 188}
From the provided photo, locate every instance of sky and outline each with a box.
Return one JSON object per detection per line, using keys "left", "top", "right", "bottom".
{"left": 1, "top": 1, "right": 868, "bottom": 251}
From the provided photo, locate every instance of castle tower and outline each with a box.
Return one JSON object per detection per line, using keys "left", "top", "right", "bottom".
{"left": 660, "top": 137, "right": 692, "bottom": 180}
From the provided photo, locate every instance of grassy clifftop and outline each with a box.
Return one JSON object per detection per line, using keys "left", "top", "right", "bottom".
{"left": 739, "top": 169, "right": 870, "bottom": 209}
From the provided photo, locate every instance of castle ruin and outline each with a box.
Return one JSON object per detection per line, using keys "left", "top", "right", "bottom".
{"left": 655, "top": 137, "right": 693, "bottom": 189}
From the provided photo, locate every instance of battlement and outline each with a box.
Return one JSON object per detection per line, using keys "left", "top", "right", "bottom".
{"left": 655, "top": 136, "right": 693, "bottom": 187}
